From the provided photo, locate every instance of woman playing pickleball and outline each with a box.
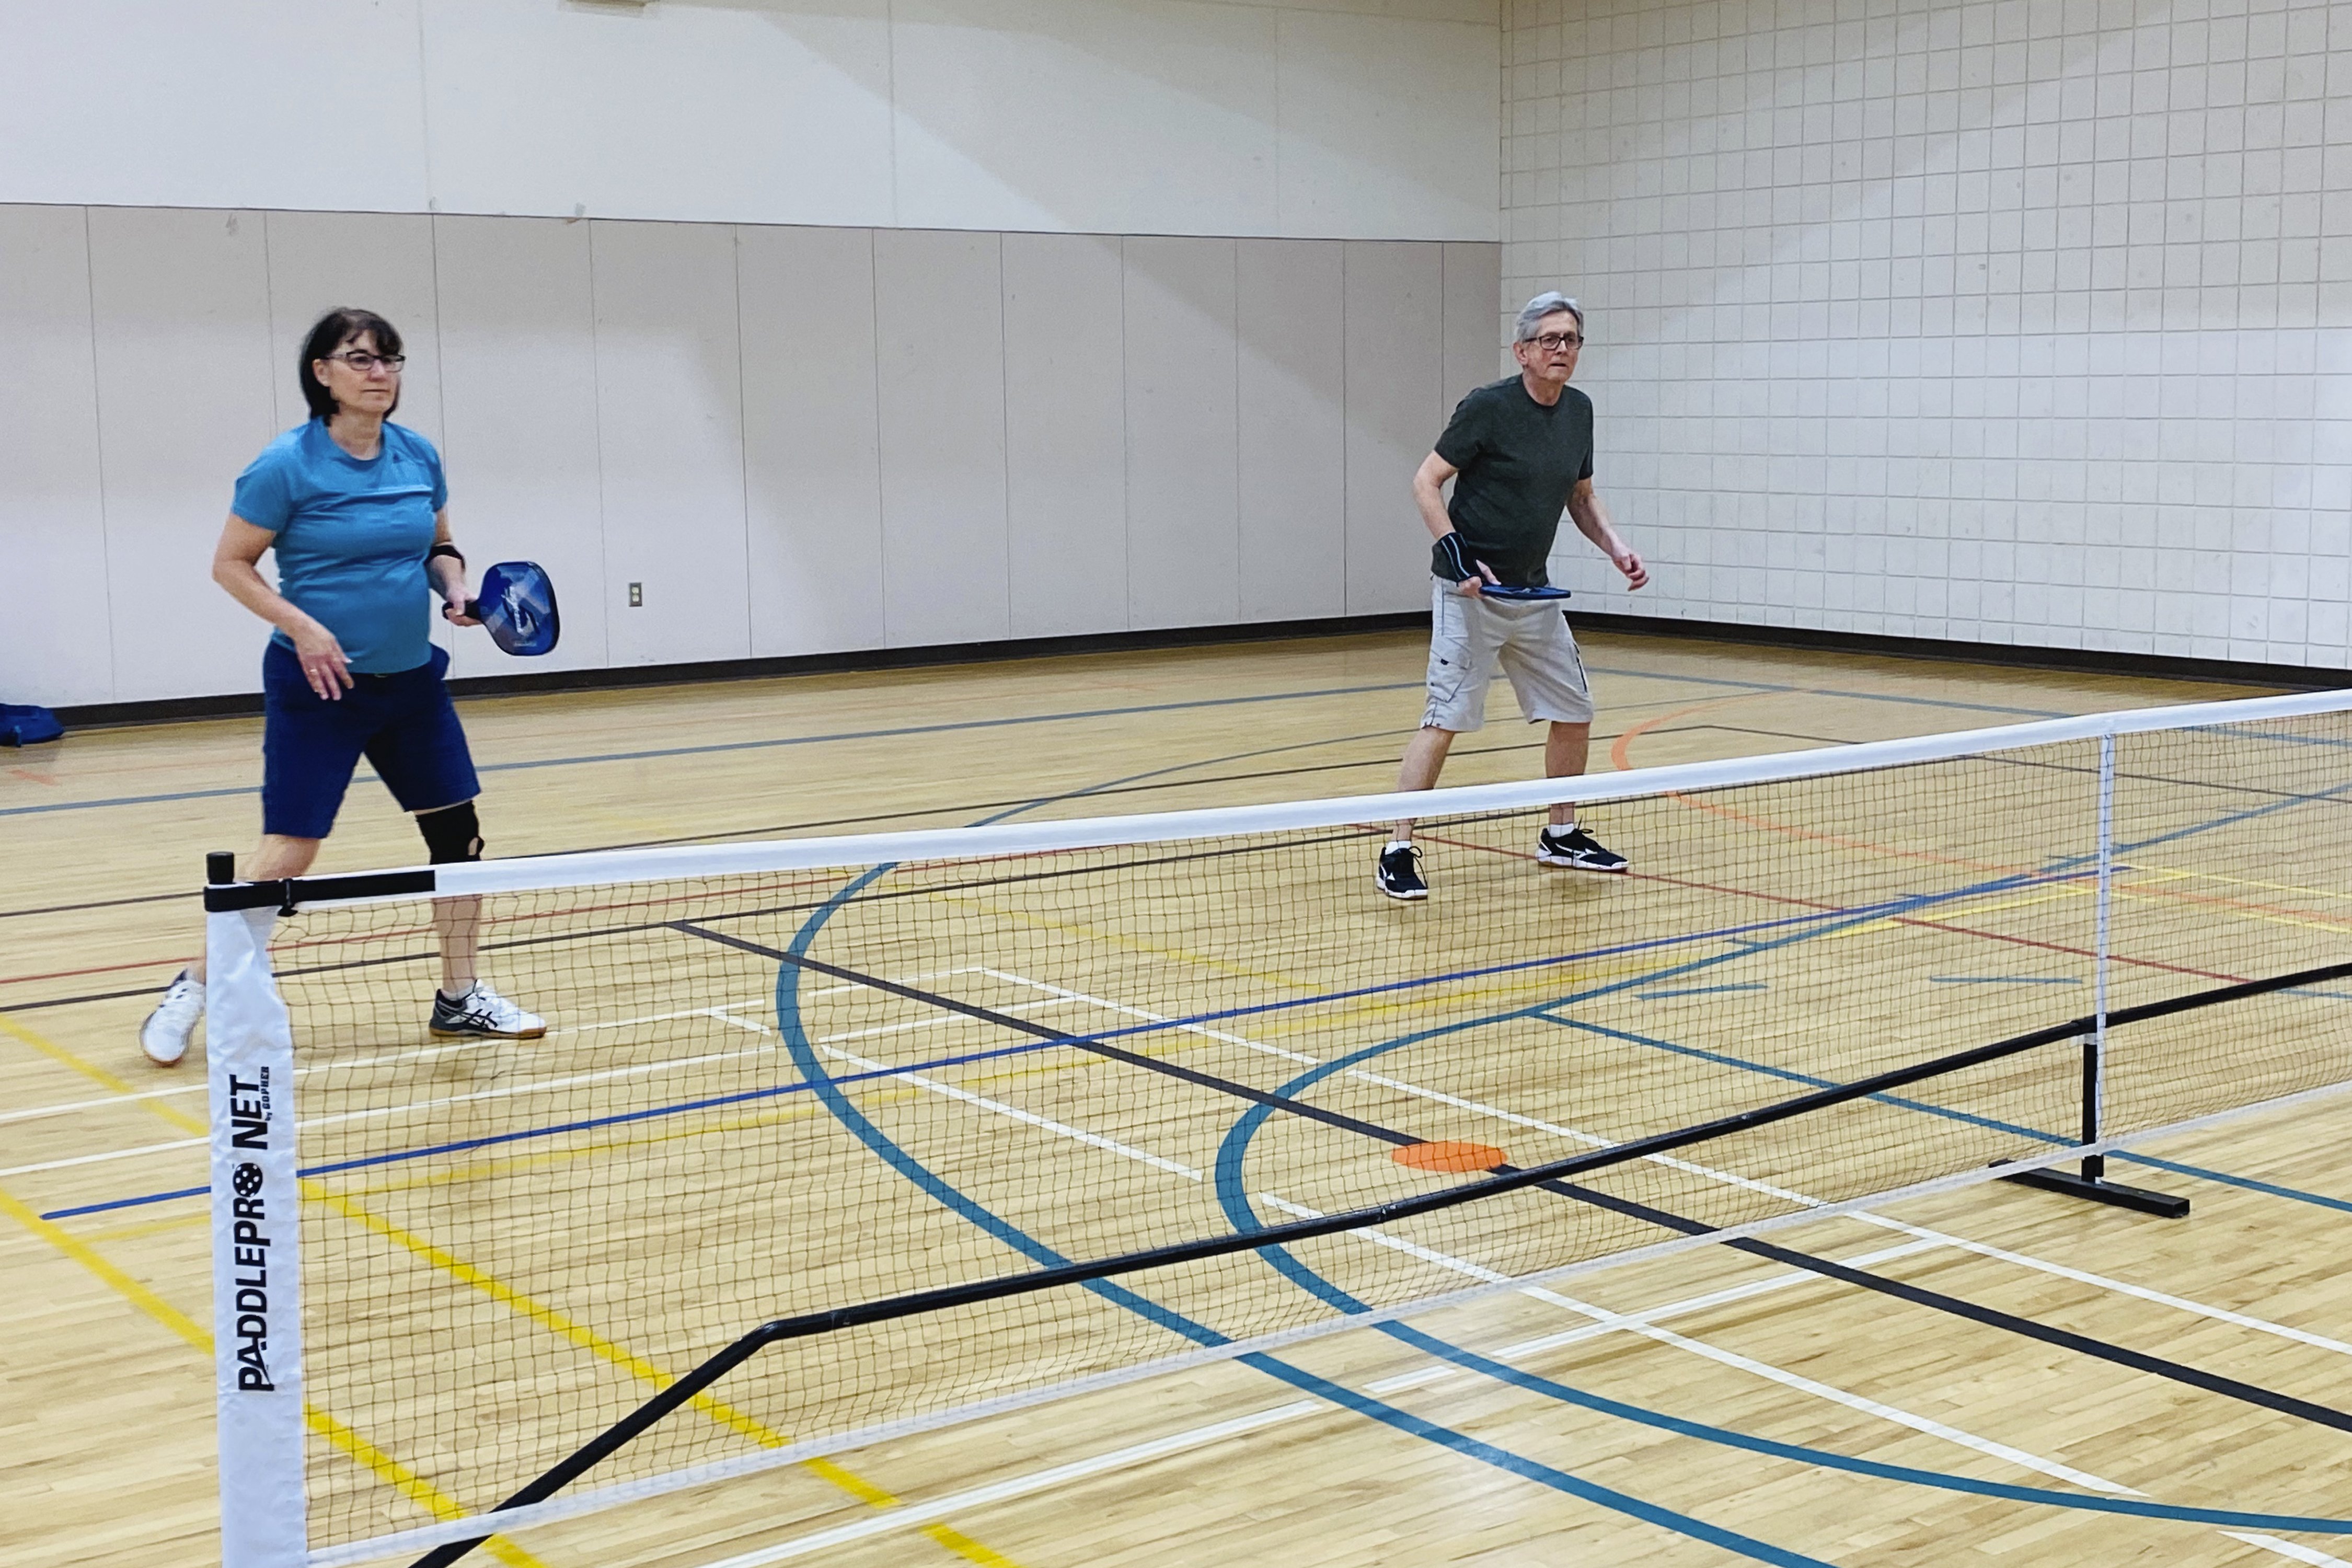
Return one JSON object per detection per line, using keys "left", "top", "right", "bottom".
{"left": 140, "top": 307, "right": 543, "bottom": 1065}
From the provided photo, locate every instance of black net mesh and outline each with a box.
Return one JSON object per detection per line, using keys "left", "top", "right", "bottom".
{"left": 259, "top": 715, "right": 2352, "bottom": 1552}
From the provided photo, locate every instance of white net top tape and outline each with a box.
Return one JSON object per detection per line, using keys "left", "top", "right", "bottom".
{"left": 310, "top": 687, "right": 2352, "bottom": 907}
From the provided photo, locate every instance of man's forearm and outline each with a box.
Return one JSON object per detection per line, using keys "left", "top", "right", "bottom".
{"left": 1414, "top": 477, "right": 1456, "bottom": 540}
{"left": 1567, "top": 493, "right": 1625, "bottom": 557}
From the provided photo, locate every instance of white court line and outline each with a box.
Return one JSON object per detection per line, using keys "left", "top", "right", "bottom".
{"left": 976, "top": 966, "right": 2352, "bottom": 1369}
{"left": 0, "top": 1134, "right": 205, "bottom": 1178}
{"left": 1363, "top": 1236, "right": 1947, "bottom": 1393}
{"left": 0, "top": 1081, "right": 206, "bottom": 1126}
{"left": 810, "top": 992, "right": 2123, "bottom": 1498}
{"left": 693, "top": 1401, "right": 1324, "bottom": 1568}
{"left": 1255, "top": 1193, "right": 2135, "bottom": 1495}
{"left": 328, "top": 1082, "right": 2352, "bottom": 1566}
{"left": 815, "top": 1039, "right": 1205, "bottom": 1183}
{"left": 2229, "top": 1534, "right": 2352, "bottom": 1566}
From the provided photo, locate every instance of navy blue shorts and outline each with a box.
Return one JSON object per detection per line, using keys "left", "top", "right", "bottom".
{"left": 261, "top": 641, "right": 480, "bottom": 839}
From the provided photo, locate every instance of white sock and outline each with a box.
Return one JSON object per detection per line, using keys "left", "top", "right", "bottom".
{"left": 1385, "top": 839, "right": 1414, "bottom": 853}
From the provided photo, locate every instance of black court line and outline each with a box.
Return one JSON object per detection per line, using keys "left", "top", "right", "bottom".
{"left": 673, "top": 921, "right": 2352, "bottom": 1442}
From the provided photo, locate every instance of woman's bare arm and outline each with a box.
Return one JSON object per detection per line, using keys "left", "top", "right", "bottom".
{"left": 212, "top": 514, "right": 353, "bottom": 698}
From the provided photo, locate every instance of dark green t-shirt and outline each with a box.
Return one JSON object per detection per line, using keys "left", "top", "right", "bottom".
{"left": 1432, "top": 377, "right": 1595, "bottom": 587}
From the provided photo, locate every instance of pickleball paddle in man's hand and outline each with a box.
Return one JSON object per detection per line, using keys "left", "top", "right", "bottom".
{"left": 1473, "top": 583, "right": 1573, "bottom": 602}
{"left": 460, "top": 561, "right": 561, "bottom": 657}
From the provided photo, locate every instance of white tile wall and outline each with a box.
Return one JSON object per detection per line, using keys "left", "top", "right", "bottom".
{"left": 1506, "top": 0, "right": 2352, "bottom": 668}
{"left": 0, "top": 206, "right": 1495, "bottom": 706}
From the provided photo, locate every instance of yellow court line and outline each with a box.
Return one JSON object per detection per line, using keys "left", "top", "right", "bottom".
{"left": 0, "top": 1011, "right": 210, "bottom": 1136}
{"left": 0, "top": 1013, "right": 1012, "bottom": 1566}
{"left": 0, "top": 1180, "right": 550, "bottom": 1568}
{"left": 2125, "top": 861, "right": 2352, "bottom": 907}
{"left": 311, "top": 1183, "right": 1024, "bottom": 1566}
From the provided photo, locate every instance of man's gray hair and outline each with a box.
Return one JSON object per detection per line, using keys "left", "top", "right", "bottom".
{"left": 1513, "top": 291, "right": 1584, "bottom": 342}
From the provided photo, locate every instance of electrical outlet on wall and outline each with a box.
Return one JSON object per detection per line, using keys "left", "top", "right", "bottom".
{"left": 628, "top": 582, "right": 643, "bottom": 607}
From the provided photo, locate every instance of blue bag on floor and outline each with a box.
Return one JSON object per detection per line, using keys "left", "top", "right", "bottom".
{"left": 0, "top": 704, "right": 64, "bottom": 746}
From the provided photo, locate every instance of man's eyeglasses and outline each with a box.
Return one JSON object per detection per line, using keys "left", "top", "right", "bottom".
{"left": 323, "top": 351, "right": 406, "bottom": 373}
{"left": 1528, "top": 332, "right": 1582, "bottom": 353}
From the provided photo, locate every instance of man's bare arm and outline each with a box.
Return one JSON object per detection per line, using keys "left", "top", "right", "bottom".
{"left": 1565, "top": 477, "right": 1647, "bottom": 590}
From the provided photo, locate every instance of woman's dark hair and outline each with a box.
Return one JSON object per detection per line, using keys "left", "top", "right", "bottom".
{"left": 298, "top": 307, "right": 403, "bottom": 421}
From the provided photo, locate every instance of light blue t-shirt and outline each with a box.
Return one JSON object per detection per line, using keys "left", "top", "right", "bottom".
{"left": 232, "top": 420, "right": 448, "bottom": 674}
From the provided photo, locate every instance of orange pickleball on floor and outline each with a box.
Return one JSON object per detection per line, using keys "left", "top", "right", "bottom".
{"left": 1392, "top": 1140, "right": 1508, "bottom": 1173}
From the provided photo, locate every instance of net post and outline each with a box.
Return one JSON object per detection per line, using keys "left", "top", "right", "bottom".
{"left": 209, "top": 857, "right": 307, "bottom": 1568}
{"left": 1998, "top": 733, "right": 2187, "bottom": 1218}
{"left": 2084, "top": 729, "right": 2113, "bottom": 1183}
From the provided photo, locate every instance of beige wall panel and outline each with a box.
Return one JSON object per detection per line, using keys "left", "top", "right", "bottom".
{"left": 87, "top": 207, "right": 281, "bottom": 702}
{"left": 590, "top": 221, "right": 751, "bottom": 667}
{"left": 431, "top": 214, "right": 610, "bottom": 678}
{"left": 260, "top": 211, "right": 445, "bottom": 446}
{"left": 1343, "top": 240, "right": 1445, "bottom": 614}
{"left": 874, "top": 229, "right": 1011, "bottom": 647}
{"left": 1236, "top": 238, "right": 1347, "bottom": 620}
{"left": 1123, "top": 237, "right": 1241, "bottom": 630}
{"left": 737, "top": 225, "right": 888, "bottom": 659}
{"left": 1003, "top": 233, "right": 1129, "bottom": 639}
{"left": 0, "top": 206, "right": 111, "bottom": 706}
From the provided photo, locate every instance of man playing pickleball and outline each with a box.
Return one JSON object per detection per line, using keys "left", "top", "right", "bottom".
{"left": 1376, "top": 292, "right": 1648, "bottom": 901}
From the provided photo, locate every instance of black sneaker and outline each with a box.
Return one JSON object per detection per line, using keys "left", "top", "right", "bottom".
{"left": 1376, "top": 842, "right": 1428, "bottom": 901}
{"left": 1537, "top": 825, "right": 1629, "bottom": 873}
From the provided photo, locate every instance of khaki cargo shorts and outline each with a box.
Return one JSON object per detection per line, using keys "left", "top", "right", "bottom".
{"left": 1420, "top": 576, "right": 1595, "bottom": 732}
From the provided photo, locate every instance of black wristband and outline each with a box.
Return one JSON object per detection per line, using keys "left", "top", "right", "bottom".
{"left": 1431, "top": 534, "right": 1478, "bottom": 583}
{"left": 427, "top": 543, "right": 466, "bottom": 567}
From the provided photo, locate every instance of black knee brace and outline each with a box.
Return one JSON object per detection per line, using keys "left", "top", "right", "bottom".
{"left": 418, "top": 800, "right": 483, "bottom": 863}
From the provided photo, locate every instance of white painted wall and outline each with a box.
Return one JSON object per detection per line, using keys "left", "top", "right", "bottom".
{"left": 0, "top": 0, "right": 1500, "bottom": 243}
{"left": 0, "top": 207, "right": 1500, "bottom": 706}
{"left": 1508, "top": 0, "right": 2351, "bottom": 668}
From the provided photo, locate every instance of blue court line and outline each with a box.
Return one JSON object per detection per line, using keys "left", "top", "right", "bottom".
{"left": 770, "top": 872, "right": 1835, "bottom": 1566}
{"left": 1637, "top": 983, "right": 1770, "bottom": 999}
{"left": 1930, "top": 975, "right": 2083, "bottom": 986}
{"left": 52, "top": 757, "right": 2339, "bottom": 1224}
{"left": 1208, "top": 1025, "right": 2352, "bottom": 1537}
{"left": 1538, "top": 1012, "right": 2352, "bottom": 1223}
{"left": 41, "top": 862, "right": 2102, "bottom": 1223}
{"left": 769, "top": 694, "right": 2341, "bottom": 1548}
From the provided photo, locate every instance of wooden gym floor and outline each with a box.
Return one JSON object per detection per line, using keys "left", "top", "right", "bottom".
{"left": 6, "top": 626, "right": 2352, "bottom": 1568}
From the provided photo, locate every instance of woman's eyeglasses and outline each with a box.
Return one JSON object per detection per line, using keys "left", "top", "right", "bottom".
{"left": 323, "top": 351, "right": 406, "bottom": 373}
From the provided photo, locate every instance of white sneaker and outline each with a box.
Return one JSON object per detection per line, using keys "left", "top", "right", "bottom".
{"left": 140, "top": 969, "right": 205, "bottom": 1066}
{"left": 430, "top": 981, "right": 547, "bottom": 1040}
